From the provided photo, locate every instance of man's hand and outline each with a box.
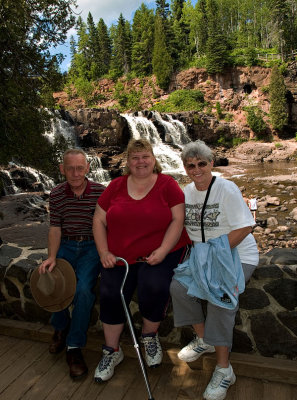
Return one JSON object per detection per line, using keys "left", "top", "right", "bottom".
{"left": 39, "top": 257, "right": 56, "bottom": 274}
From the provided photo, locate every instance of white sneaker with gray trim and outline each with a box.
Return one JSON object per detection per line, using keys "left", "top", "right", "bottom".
{"left": 141, "top": 333, "right": 163, "bottom": 367}
{"left": 94, "top": 345, "right": 124, "bottom": 382}
{"left": 203, "top": 364, "right": 236, "bottom": 400}
{"left": 178, "top": 336, "right": 215, "bottom": 362}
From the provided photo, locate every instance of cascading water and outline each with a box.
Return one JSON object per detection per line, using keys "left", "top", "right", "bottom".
{"left": 44, "top": 109, "right": 78, "bottom": 145}
{"left": 153, "top": 112, "right": 191, "bottom": 147}
{"left": 88, "top": 156, "right": 110, "bottom": 185}
{"left": 0, "top": 163, "right": 55, "bottom": 195}
{"left": 122, "top": 111, "right": 190, "bottom": 176}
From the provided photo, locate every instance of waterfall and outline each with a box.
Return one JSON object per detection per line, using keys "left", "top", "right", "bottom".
{"left": 45, "top": 111, "right": 111, "bottom": 185}
{"left": 44, "top": 109, "right": 77, "bottom": 145}
{"left": 153, "top": 112, "right": 191, "bottom": 147}
{"left": 88, "top": 156, "right": 110, "bottom": 186}
{"left": 122, "top": 112, "right": 190, "bottom": 175}
{"left": 0, "top": 163, "right": 55, "bottom": 195}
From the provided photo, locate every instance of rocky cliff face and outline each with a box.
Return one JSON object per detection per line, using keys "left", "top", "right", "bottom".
{"left": 54, "top": 63, "right": 297, "bottom": 135}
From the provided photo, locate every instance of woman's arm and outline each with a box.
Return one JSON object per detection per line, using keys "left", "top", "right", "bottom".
{"left": 146, "top": 203, "right": 185, "bottom": 265}
{"left": 92, "top": 204, "right": 116, "bottom": 268}
{"left": 228, "top": 226, "right": 252, "bottom": 248}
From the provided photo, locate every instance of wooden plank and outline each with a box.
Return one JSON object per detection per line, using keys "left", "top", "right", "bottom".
{"left": 0, "top": 341, "right": 47, "bottom": 394}
{"left": 152, "top": 363, "right": 190, "bottom": 399}
{"left": 263, "top": 380, "right": 297, "bottom": 400}
{"left": 228, "top": 376, "right": 263, "bottom": 400}
{"left": 121, "top": 363, "right": 162, "bottom": 400}
{"left": 177, "top": 368, "right": 212, "bottom": 400}
{"left": 1, "top": 316, "right": 297, "bottom": 386}
{"left": 0, "top": 319, "right": 51, "bottom": 343}
{"left": 20, "top": 350, "right": 69, "bottom": 400}
{"left": 46, "top": 349, "right": 102, "bottom": 400}
{"left": 0, "top": 346, "right": 65, "bottom": 400}
{"left": 0, "top": 338, "right": 35, "bottom": 374}
{"left": 0, "top": 335, "right": 19, "bottom": 356}
{"left": 96, "top": 358, "right": 143, "bottom": 400}
{"left": 189, "top": 352, "right": 297, "bottom": 385}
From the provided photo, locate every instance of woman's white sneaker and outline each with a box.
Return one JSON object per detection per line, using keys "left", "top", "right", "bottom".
{"left": 141, "top": 332, "right": 163, "bottom": 367}
{"left": 94, "top": 345, "right": 124, "bottom": 382}
{"left": 203, "top": 364, "right": 236, "bottom": 400}
{"left": 178, "top": 336, "right": 215, "bottom": 362}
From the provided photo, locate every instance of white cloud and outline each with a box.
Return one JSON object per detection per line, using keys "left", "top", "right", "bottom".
{"left": 72, "top": 0, "right": 155, "bottom": 26}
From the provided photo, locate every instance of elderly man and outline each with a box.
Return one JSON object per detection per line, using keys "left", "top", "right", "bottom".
{"left": 39, "top": 149, "right": 105, "bottom": 379}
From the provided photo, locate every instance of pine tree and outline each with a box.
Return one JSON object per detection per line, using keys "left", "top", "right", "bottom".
{"left": 131, "top": 4, "right": 155, "bottom": 76}
{"left": 270, "top": 0, "right": 290, "bottom": 59}
{"left": 152, "top": 13, "right": 172, "bottom": 90}
{"left": 205, "top": 0, "right": 229, "bottom": 74}
{"left": 171, "top": 0, "right": 192, "bottom": 68}
{"left": 196, "top": 0, "right": 208, "bottom": 55}
{"left": 87, "top": 12, "right": 101, "bottom": 80}
{"left": 269, "top": 65, "right": 288, "bottom": 132}
{"left": 110, "top": 14, "right": 132, "bottom": 77}
{"left": 155, "top": 0, "right": 170, "bottom": 20}
{"left": 97, "top": 18, "right": 112, "bottom": 77}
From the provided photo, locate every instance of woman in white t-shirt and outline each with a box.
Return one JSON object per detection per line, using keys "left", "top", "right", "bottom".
{"left": 170, "top": 140, "right": 259, "bottom": 400}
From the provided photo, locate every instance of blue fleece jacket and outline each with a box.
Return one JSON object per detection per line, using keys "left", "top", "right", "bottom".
{"left": 173, "top": 234, "right": 245, "bottom": 310}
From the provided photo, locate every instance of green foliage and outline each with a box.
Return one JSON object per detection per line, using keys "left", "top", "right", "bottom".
{"left": 216, "top": 102, "right": 223, "bottom": 119}
{"left": 274, "top": 142, "right": 283, "bottom": 149}
{"left": 0, "top": 0, "right": 75, "bottom": 172}
{"left": 261, "top": 85, "right": 270, "bottom": 94}
{"left": 244, "top": 106, "right": 267, "bottom": 136}
{"left": 217, "top": 135, "right": 246, "bottom": 148}
{"left": 269, "top": 65, "right": 288, "bottom": 132}
{"left": 223, "top": 113, "right": 234, "bottom": 122}
{"left": 152, "top": 14, "right": 172, "bottom": 90}
{"left": 151, "top": 89, "right": 204, "bottom": 112}
{"left": 205, "top": 0, "right": 230, "bottom": 74}
{"left": 113, "top": 81, "right": 141, "bottom": 111}
{"left": 131, "top": 4, "right": 155, "bottom": 76}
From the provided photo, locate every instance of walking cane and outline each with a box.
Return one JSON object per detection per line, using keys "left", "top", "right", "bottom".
{"left": 117, "top": 257, "right": 155, "bottom": 400}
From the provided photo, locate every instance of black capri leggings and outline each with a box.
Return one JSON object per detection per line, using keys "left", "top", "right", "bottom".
{"left": 99, "top": 247, "right": 186, "bottom": 325}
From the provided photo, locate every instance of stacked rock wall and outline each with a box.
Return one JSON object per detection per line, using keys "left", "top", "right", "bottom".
{"left": 0, "top": 242, "right": 296, "bottom": 360}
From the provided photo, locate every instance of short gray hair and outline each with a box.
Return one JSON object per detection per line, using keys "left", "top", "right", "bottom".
{"left": 63, "top": 148, "right": 88, "bottom": 163}
{"left": 181, "top": 140, "right": 213, "bottom": 164}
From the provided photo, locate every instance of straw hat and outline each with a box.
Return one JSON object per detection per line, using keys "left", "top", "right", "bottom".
{"left": 30, "top": 258, "right": 76, "bottom": 312}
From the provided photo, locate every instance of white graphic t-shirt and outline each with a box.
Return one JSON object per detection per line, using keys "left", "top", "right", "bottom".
{"left": 184, "top": 177, "right": 259, "bottom": 266}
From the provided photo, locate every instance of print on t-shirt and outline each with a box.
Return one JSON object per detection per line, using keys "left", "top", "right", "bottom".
{"left": 185, "top": 203, "right": 220, "bottom": 232}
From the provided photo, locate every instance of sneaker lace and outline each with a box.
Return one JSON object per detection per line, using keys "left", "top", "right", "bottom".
{"left": 209, "top": 369, "right": 225, "bottom": 389}
{"left": 186, "top": 337, "right": 200, "bottom": 350}
{"left": 144, "top": 337, "right": 158, "bottom": 357}
{"left": 98, "top": 349, "right": 113, "bottom": 371}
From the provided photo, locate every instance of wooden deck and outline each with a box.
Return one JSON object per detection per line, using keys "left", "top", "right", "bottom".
{"left": 0, "top": 319, "right": 297, "bottom": 400}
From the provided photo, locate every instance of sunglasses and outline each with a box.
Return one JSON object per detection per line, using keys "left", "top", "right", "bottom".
{"left": 185, "top": 161, "right": 208, "bottom": 170}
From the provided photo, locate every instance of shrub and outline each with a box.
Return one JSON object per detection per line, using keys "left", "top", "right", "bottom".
{"left": 151, "top": 89, "right": 205, "bottom": 112}
{"left": 216, "top": 102, "right": 223, "bottom": 119}
{"left": 275, "top": 142, "right": 283, "bottom": 148}
{"left": 244, "top": 106, "right": 267, "bottom": 136}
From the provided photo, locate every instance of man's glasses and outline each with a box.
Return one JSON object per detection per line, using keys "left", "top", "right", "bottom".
{"left": 185, "top": 161, "right": 208, "bottom": 170}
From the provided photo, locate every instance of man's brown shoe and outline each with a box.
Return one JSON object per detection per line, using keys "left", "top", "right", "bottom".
{"left": 49, "top": 329, "right": 68, "bottom": 354}
{"left": 66, "top": 348, "right": 88, "bottom": 379}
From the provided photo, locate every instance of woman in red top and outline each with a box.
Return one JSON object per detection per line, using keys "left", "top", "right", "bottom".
{"left": 93, "top": 138, "right": 189, "bottom": 383}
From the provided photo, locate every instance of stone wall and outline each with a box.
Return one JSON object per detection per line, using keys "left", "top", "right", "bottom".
{"left": 0, "top": 242, "right": 297, "bottom": 360}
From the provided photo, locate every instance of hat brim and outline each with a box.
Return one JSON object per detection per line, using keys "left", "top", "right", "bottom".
{"left": 30, "top": 258, "right": 76, "bottom": 312}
